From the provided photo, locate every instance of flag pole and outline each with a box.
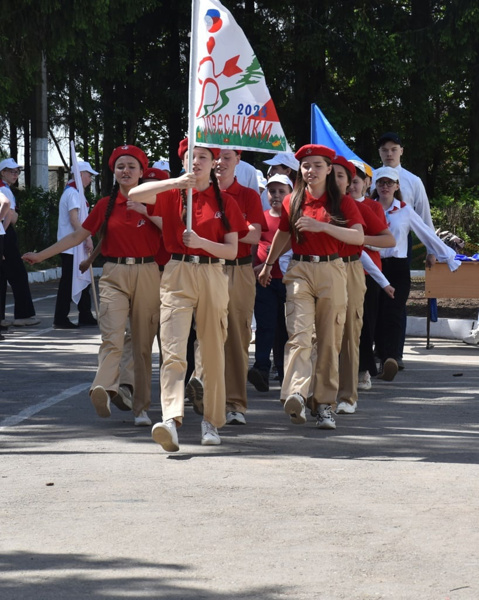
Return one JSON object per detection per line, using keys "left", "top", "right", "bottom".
{"left": 89, "top": 264, "right": 100, "bottom": 324}
{"left": 186, "top": 0, "right": 200, "bottom": 232}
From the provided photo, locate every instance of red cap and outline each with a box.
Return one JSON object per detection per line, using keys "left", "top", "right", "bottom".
{"left": 333, "top": 155, "right": 356, "bottom": 178}
{"left": 178, "top": 138, "right": 221, "bottom": 160}
{"left": 143, "top": 167, "right": 169, "bottom": 181}
{"left": 295, "top": 144, "right": 336, "bottom": 162}
{"left": 108, "top": 145, "right": 148, "bottom": 172}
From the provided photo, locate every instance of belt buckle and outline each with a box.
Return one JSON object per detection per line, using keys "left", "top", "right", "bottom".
{"left": 310, "top": 255, "right": 320, "bottom": 263}
{"left": 190, "top": 255, "right": 200, "bottom": 264}
{"left": 125, "top": 257, "right": 135, "bottom": 265}
{"left": 219, "top": 259, "right": 225, "bottom": 265}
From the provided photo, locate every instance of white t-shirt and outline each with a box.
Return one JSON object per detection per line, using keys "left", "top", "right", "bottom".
{"left": 0, "top": 183, "right": 15, "bottom": 236}
{"left": 57, "top": 183, "right": 84, "bottom": 255}
{"left": 235, "top": 160, "right": 260, "bottom": 193}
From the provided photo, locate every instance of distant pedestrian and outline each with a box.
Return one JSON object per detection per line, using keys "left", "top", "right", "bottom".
{"left": 53, "top": 161, "right": 99, "bottom": 329}
{"left": 0, "top": 158, "right": 40, "bottom": 327}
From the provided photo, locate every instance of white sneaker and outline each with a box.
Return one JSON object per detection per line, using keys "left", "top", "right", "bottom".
{"left": 13, "top": 317, "right": 40, "bottom": 326}
{"left": 226, "top": 411, "right": 246, "bottom": 425}
{"left": 152, "top": 418, "right": 179, "bottom": 452}
{"left": 316, "top": 404, "right": 336, "bottom": 429}
{"left": 463, "top": 328, "right": 479, "bottom": 346}
{"left": 134, "top": 410, "right": 152, "bottom": 426}
{"left": 90, "top": 386, "right": 111, "bottom": 418}
{"left": 1, "top": 319, "right": 13, "bottom": 327}
{"left": 357, "top": 371, "right": 372, "bottom": 391}
{"left": 201, "top": 420, "right": 221, "bottom": 446}
{"left": 284, "top": 393, "right": 306, "bottom": 424}
{"left": 336, "top": 401, "right": 357, "bottom": 415}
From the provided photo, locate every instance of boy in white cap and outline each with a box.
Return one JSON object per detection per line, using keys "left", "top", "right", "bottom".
{"left": 260, "top": 152, "right": 299, "bottom": 210}
{"left": 0, "top": 158, "right": 40, "bottom": 327}
{"left": 54, "top": 161, "right": 98, "bottom": 329}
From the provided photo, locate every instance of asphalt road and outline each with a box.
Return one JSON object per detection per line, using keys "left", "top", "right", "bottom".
{"left": 1, "top": 280, "right": 478, "bottom": 600}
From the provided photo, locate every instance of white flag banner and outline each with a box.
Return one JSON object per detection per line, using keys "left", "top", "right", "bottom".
{"left": 192, "top": 0, "right": 291, "bottom": 154}
{"left": 70, "top": 142, "right": 91, "bottom": 304}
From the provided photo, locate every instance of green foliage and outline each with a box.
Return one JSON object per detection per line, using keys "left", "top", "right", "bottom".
{"left": 14, "top": 187, "right": 61, "bottom": 258}
{"left": 430, "top": 187, "right": 479, "bottom": 250}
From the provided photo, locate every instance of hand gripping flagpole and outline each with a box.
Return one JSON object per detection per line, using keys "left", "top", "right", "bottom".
{"left": 186, "top": 0, "right": 200, "bottom": 232}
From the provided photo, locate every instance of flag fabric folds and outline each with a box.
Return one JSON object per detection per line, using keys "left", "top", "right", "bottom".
{"left": 311, "top": 103, "right": 368, "bottom": 164}
{"left": 192, "top": 0, "right": 291, "bottom": 154}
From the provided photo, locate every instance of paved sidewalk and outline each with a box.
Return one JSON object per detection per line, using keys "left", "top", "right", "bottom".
{"left": 1, "top": 282, "right": 478, "bottom": 599}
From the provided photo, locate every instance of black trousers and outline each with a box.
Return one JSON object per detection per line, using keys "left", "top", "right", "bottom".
{"left": 54, "top": 253, "right": 92, "bottom": 324}
{"left": 359, "top": 274, "right": 380, "bottom": 375}
{"left": 0, "top": 226, "right": 36, "bottom": 320}
{"left": 375, "top": 258, "right": 411, "bottom": 363}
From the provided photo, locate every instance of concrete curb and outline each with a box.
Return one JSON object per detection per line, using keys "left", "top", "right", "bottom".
{"left": 406, "top": 316, "right": 476, "bottom": 341}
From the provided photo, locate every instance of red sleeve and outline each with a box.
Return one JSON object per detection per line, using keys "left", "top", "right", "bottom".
{"left": 278, "top": 195, "right": 292, "bottom": 232}
{"left": 340, "top": 194, "right": 365, "bottom": 228}
{"left": 82, "top": 197, "right": 108, "bottom": 236}
{"left": 357, "top": 202, "right": 387, "bottom": 236}
{"left": 244, "top": 189, "right": 268, "bottom": 232}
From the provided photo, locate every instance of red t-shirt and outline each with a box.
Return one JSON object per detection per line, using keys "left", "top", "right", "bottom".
{"left": 153, "top": 185, "right": 249, "bottom": 257}
{"left": 340, "top": 199, "right": 386, "bottom": 259}
{"left": 83, "top": 192, "right": 160, "bottom": 257}
{"left": 222, "top": 179, "right": 267, "bottom": 259}
{"left": 279, "top": 190, "right": 365, "bottom": 256}
{"left": 255, "top": 209, "right": 283, "bottom": 279}
{"left": 357, "top": 197, "right": 389, "bottom": 270}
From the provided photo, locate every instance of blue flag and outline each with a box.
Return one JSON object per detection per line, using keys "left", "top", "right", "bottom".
{"left": 311, "top": 103, "right": 367, "bottom": 164}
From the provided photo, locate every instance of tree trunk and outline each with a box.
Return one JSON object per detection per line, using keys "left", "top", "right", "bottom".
{"left": 30, "top": 53, "right": 49, "bottom": 190}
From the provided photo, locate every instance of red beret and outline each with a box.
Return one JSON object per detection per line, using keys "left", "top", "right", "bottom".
{"left": 108, "top": 145, "right": 148, "bottom": 173}
{"left": 333, "top": 155, "right": 356, "bottom": 178}
{"left": 295, "top": 144, "right": 336, "bottom": 162}
{"left": 143, "top": 167, "right": 169, "bottom": 181}
{"left": 178, "top": 138, "right": 221, "bottom": 160}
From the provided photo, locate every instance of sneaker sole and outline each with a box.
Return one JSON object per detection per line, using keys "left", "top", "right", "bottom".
{"left": 226, "top": 415, "right": 246, "bottom": 425}
{"left": 247, "top": 369, "right": 269, "bottom": 392}
{"left": 90, "top": 387, "right": 111, "bottom": 418}
{"left": 152, "top": 425, "right": 179, "bottom": 452}
{"left": 135, "top": 418, "right": 152, "bottom": 427}
{"left": 317, "top": 420, "right": 336, "bottom": 430}
{"left": 284, "top": 395, "right": 306, "bottom": 425}
{"left": 186, "top": 379, "right": 204, "bottom": 416}
{"left": 201, "top": 435, "right": 221, "bottom": 446}
{"left": 336, "top": 407, "right": 356, "bottom": 415}
{"left": 379, "top": 359, "right": 398, "bottom": 382}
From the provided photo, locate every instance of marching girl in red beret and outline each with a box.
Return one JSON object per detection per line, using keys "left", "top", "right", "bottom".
{"left": 258, "top": 145, "right": 365, "bottom": 430}
{"left": 23, "top": 145, "right": 194, "bottom": 425}
{"left": 331, "top": 156, "right": 395, "bottom": 414}
{"left": 129, "top": 140, "right": 248, "bottom": 452}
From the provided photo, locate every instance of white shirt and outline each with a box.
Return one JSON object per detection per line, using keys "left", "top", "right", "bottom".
{"left": 379, "top": 199, "right": 459, "bottom": 271}
{"left": 0, "top": 182, "right": 16, "bottom": 209}
{"left": 360, "top": 251, "right": 390, "bottom": 289}
{"left": 372, "top": 164, "right": 434, "bottom": 230}
{"left": 235, "top": 160, "right": 260, "bottom": 193}
{"left": 57, "top": 183, "right": 84, "bottom": 255}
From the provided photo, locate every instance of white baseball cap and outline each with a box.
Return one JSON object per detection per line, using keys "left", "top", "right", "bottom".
{"left": 75, "top": 161, "right": 99, "bottom": 176}
{"left": 263, "top": 152, "right": 299, "bottom": 171}
{"left": 153, "top": 159, "right": 170, "bottom": 171}
{"left": 0, "top": 158, "right": 21, "bottom": 171}
{"left": 374, "top": 166, "right": 400, "bottom": 182}
{"left": 266, "top": 174, "right": 294, "bottom": 189}
{"left": 256, "top": 169, "right": 267, "bottom": 190}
